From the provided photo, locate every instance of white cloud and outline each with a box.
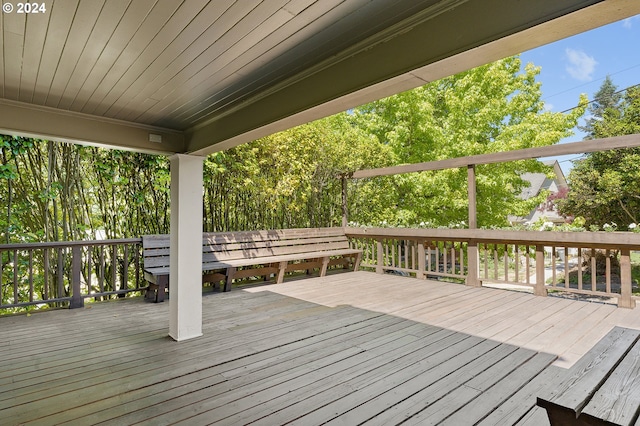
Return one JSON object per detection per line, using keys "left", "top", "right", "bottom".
{"left": 565, "top": 48, "right": 597, "bottom": 81}
{"left": 543, "top": 102, "right": 554, "bottom": 111}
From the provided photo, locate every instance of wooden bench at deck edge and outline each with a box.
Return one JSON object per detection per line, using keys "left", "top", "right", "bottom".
{"left": 142, "top": 228, "right": 362, "bottom": 302}
{"left": 537, "top": 326, "right": 640, "bottom": 425}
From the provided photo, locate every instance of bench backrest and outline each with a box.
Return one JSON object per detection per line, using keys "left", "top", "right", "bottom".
{"left": 142, "top": 228, "right": 350, "bottom": 269}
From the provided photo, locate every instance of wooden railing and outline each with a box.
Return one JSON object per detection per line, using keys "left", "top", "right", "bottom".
{"left": 0, "top": 238, "right": 144, "bottom": 311}
{"left": 346, "top": 227, "right": 640, "bottom": 308}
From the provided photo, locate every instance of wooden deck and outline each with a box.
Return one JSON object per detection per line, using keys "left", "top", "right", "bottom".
{"left": 2, "top": 271, "right": 640, "bottom": 425}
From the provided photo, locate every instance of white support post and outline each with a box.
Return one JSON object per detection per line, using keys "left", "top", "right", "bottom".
{"left": 169, "top": 154, "right": 204, "bottom": 341}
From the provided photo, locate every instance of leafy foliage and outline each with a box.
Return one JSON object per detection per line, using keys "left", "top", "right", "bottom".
{"left": 579, "top": 75, "right": 622, "bottom": 139}
{"left": 350, "top": 56, "right": 586, "bottom": 227}
{"left": 558, "top": 85, "right": 640, "bottom": 227}
{"left": 203, "top": 115, "right": 395, "bottom": 231}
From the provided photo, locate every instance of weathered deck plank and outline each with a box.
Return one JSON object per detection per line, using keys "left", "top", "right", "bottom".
{"left": 2, "top": 271, "right": 640, "bottom": 425}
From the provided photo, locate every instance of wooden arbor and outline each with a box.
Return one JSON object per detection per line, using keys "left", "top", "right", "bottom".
{"left": 342, "top": 133, "right": 640, "bottom": 303}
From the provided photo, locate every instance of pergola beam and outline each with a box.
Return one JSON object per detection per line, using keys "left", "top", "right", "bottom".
{"left": 352, "top": 134, "right": 640, "bottom": 179}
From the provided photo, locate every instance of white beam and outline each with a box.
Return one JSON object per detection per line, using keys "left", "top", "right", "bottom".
{"left": 0, "top": 99, "right": 184, "bottom": 154}
{"left": 187, "top": 0, "right": 640, "bottom": 155}
{"left": 169, "top": 154, "right": 204, "bottom": 341}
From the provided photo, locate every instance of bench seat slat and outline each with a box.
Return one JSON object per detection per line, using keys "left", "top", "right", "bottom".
{"left": 202, "top": 227, "right": 346, "bottom": 244}
{"left": 537, "top": 327, "right": 640, "bottom": 425}
{"left": 581, "top": 339, "right": 640, "bottom": 425}
{"left": 201, "top": 249, "right": 362, "bottom": 270}
{"left": 202, "top": 235, "right": 348, "bottom": 252}
{"left": 202, "top": 241, "right": 350, "bottom": 262}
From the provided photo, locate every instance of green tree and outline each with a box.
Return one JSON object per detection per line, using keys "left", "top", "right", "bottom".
{"left": 351, "top": 56, "right": 586, "bottom": 227}
{"left": 579, "top": 75, "right": 622, "bottom": 139}
{"left": 202, "top": 114, "right": 395, "bottom": 231}
{"left": 558, "top": 86, "right": 640, "bottom": 227}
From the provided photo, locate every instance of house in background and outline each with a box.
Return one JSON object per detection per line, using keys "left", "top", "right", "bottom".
{"left": 510, "top": 160, "right": 569, "bottom": 226}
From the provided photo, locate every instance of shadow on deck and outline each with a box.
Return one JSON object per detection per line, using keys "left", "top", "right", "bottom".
{"left": 2, "top": 271, "right": 640, "bottom": 425}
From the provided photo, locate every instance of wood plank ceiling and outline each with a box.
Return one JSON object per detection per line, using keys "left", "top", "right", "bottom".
{"left": 1, "top": 0, "right": 639, "bottom": 155}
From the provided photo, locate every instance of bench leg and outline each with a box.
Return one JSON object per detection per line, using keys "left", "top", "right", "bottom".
{"left": 320, "top": 257, "right": 330, "bottom": 277}
{"left": 145, "top": 283, "right": 156, "bottom": 301}
{"left": 225, "top": 267, "right": 236, "bottom": 292}
{"left": 156, "top": 276, "right": 168, "bottom": 303}
{"left": 353, "top": 253, "right": 362, "bottom": 272}
{"left": 276, "top": 261, "right": 288, "bottom": 283}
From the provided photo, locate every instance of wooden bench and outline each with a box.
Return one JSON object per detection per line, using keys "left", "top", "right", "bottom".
{"left": 537, "top": 326, "right": 640, "bottom": 425}
{"left": 142, "top": 227, "right": 362, "bottom": 302}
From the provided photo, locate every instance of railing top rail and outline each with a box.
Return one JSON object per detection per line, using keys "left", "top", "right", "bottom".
{"left": 0, "top": 238, "right": 142, "bottom": 251}
{"left": 344, "top": 226, "right": 640, "bottom": 250}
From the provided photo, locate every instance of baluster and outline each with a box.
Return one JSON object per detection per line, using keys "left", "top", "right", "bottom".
{"left": 606, "top": 249, "right": 611, "bottom": 294}
{"left": 57, "top": 248, "right": 64, "bottom": 302}
{"left": 514, "top": 245, "right": 519, "bottom": 283}
{"left": 29, "top": 250, "right": 34, "bottom": 303}
{"left": 525, "top": 245, "right": 530, "bottom": 286}
{"left": 123, "top": 245, "right": 129, "bottom": 292}
{"left": 44, "top": 248, "right": 49, "bottom": 300}
{"left": 494, "top": 246, "right": 498, "bottom": 280}
{"left": 112, "top": 245, "right": 117, "bottom": 292}
{"left": 135, "top": 243, "right": 141, "bottom": 290}
{"left": 450, "top": 245, "right": 456, "bottom": 275}
{"left": 578, "top": 248, "right": 583, "bottom": 291}
{"left": 443, "top": 243, "right": 448, "bottom": 274}
{"left": 385, "top": 241, "right": 390, "bottom": 268}
{"left": 411, "top": 242, "right": 416, "bottom": 272}
{"left": 376, "top": 240, "right": 383, "bottom": 274}
{"left": 551, "top": 247, "right": 556, "bottom": 286}
{"left": 405, "top": 241, "right": 410, "bottom": 270}
{"left": 591, "top": 248, "right": 596, "bottom": 292}
{"left": 504, "top": 244, "right": 509, "bottom": 282}
{"left": 483, "top": 244, "right": 488, "bottom": 279}
{"left": 564, "top": 247, "right": 569, "bottom": 289}
{"left": 87, "top": 247, "right": 92, "bottom": 295}
{"left": 99, "top": 245, "right": 105, "bottom": 293}
{"left": 13, "top": 250, "right": 18, "bottom": 304}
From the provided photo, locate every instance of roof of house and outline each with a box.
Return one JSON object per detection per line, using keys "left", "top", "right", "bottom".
{"left": 518, "top": 160, "right": 568, "bottom": 201}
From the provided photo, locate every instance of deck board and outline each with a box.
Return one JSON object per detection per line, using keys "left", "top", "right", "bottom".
{"left": 2, "top": 270, "right": 640, "bottom": 425}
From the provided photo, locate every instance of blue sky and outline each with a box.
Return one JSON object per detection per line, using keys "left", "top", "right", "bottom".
{"left": 519, "top": 13, "right": 640, "bottom": 174}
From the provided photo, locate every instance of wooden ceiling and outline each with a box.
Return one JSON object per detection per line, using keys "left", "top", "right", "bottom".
{"left": 1, "top": 0, "right": 639, "bottom": 155}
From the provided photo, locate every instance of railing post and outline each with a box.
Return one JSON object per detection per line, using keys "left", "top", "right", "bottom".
{"left": 535, "top": 245, "right": 548, "bottom": 297}
{"left": 466, "top": 240, "right": 480, "bottom": 287}
{"left": 619, "top": 249, "right": 635, "bottom": 308}
{"left": 417, "top": 240, "right": 426, "bottom": 279}
{"left": 376, "top": 239, "right": 383, "bottom": 274}
{"left": 70, "top": 246, "right": 84, "bottom": 309}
